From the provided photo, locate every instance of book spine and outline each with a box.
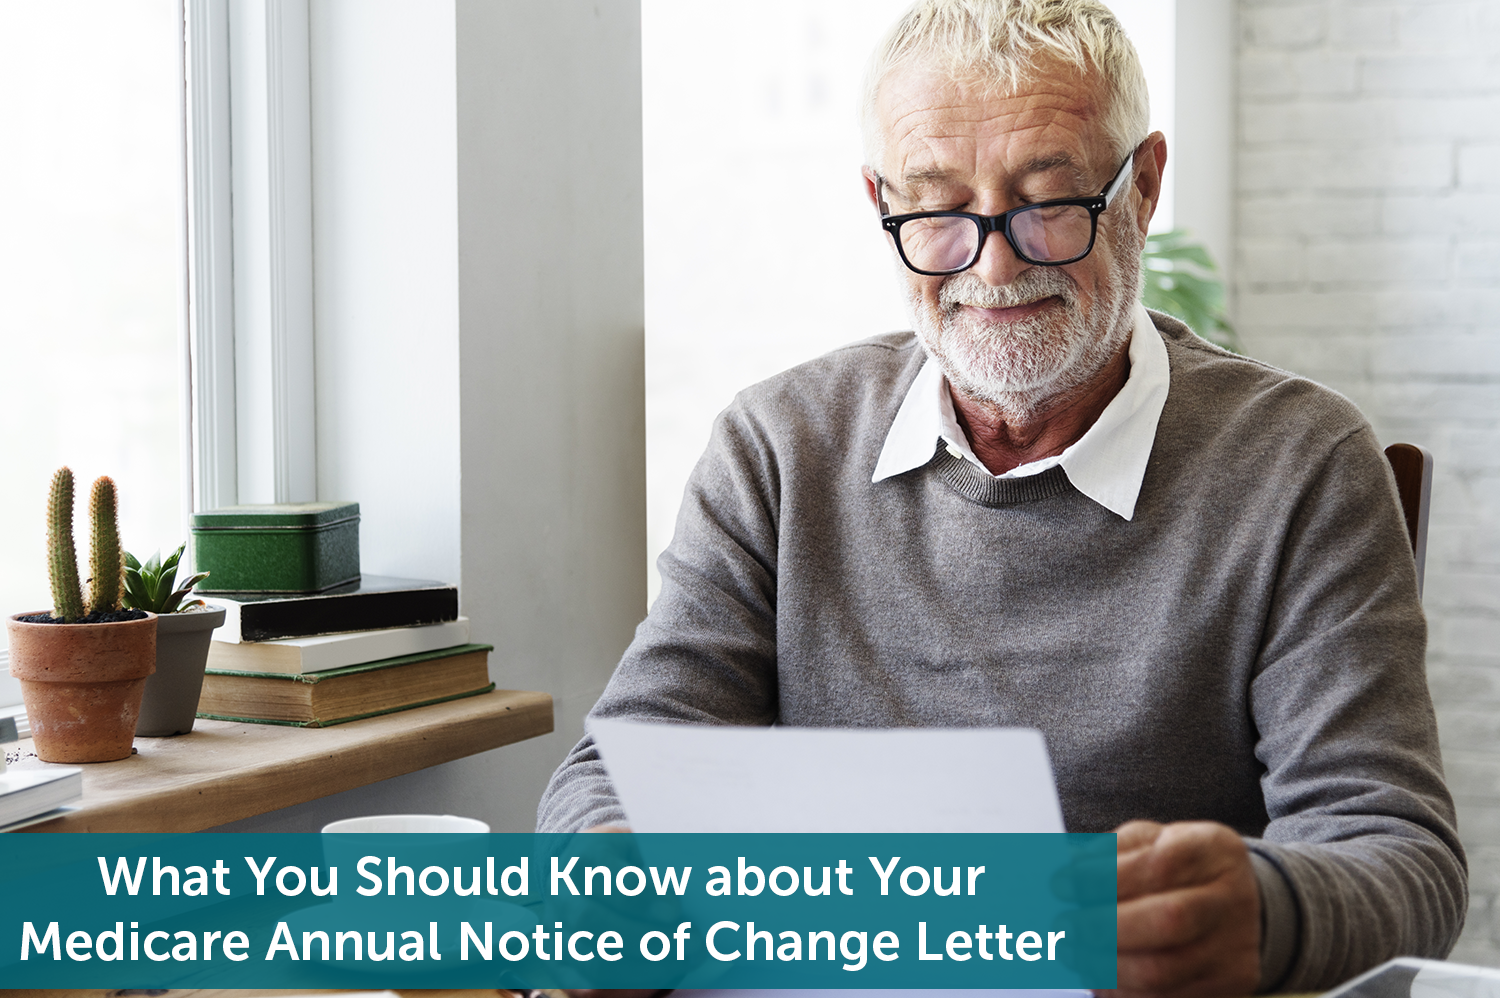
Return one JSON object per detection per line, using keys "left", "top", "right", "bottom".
{"left": 240, "top": 587, "right": 459, "bottom": 641}
{"left": 207, "top": 620, "right": 473, "bottom": 675}
{"left": 196, "top": 683, "right": 495, "bottom": 728}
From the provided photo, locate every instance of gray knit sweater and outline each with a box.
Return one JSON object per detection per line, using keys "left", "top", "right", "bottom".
{"left": 537, "top": 313, "right": 1466, "bottom": 991}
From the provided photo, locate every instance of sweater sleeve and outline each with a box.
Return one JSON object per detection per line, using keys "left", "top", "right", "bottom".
{"left": 1247, "top": 424, "right": 1466, "bottom": 991}
{"left": 537, "top": 399, "right": 783, "bottom": 833}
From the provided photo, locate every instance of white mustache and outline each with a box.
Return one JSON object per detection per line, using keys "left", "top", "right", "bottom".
{"left": 937, "top": 269, "right": 1078, "bottom": 312}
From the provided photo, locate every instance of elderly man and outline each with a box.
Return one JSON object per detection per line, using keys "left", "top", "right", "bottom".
{"left": 538, "top": 0, "right": 1466, "bottom": 994}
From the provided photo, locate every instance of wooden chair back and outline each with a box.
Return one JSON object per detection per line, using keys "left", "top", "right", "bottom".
{"left": 1384, "top": 442, "right": 1433, "bottom": 597}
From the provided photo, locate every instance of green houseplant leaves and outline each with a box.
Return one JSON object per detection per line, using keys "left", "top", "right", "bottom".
{"left": 123, "top": 543, "right": 209, "bottom": 615}
{"left": 1141, "top": 228, "right": 1240, "bottom": 353}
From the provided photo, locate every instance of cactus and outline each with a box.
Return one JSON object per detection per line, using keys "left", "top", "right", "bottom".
{"left": 88, "top": 476, "right": 123, "bottom": 614}
{"left": 43, "top": 468, "right": 128, "bottom": 622}
{"left": 47, "top": 467, "right": 86, "bottom": 623}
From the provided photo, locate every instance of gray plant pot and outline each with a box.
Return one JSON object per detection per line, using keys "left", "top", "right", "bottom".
{"left": 135, "top": 604, "right": 227, "bottom": 737}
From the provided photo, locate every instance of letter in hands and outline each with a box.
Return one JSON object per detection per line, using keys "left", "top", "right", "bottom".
{"left": 1101, "top": 820, "right": 1260, "bottom": 998}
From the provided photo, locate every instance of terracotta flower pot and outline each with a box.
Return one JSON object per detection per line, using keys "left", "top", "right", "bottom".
{"left": 135, "top": 604, "right": 227, "bottom": 737}
{"left": 5, "top": 611, "right": 158, "bottom": 763}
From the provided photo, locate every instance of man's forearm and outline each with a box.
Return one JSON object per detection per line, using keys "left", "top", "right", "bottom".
{"left": 1247, "top": 834, "right": 1465, "bottom": 991}
{"left": 536, "top": 735, "right": 630, "bottom": 833}
{"left": 1248, "top": 848, "right": 1299, "bottom": 991}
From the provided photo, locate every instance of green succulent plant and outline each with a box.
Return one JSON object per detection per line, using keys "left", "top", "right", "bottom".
{"left": 1141, "top": 228, "right": 1241, "bottom": 353}
{"left": 46, "top": 466, "right": 124, "bottom": 623}
{"left": 123, "top": 543, "right": 210, "bottom": 614}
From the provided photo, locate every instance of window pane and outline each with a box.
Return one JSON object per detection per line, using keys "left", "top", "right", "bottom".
{"left": 642, "top": 0, "right": 912, "bottom": 606}
{"left": 0, "top": 0, "right": 184, "bottom": 626}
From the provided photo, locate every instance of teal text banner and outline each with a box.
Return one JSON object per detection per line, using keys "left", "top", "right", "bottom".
{"left": 1, "top": 832, "right": 1116, "bottom": 989}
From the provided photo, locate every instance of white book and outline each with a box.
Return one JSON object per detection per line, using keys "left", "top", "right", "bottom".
{"left": 0, "top": 767, "right": 83, "bottom": 829}
{"left": 206, "top": 617, "right": 471, "bottom": 675}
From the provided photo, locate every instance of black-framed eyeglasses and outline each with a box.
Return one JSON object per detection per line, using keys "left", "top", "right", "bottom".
{"left": 875, "top": 153, "right": 1134, "bottom": 275}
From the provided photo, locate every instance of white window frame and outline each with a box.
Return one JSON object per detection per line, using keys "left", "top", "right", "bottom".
{"left": 185, "top": 0, "right": 236, "bottom": 513}
{"left": 187, "top": 0, "right": 317, "bottom": 510}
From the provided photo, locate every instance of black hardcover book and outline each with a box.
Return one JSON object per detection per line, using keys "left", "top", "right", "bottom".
{"left": 210, "top": 576, "right": 459, "bottom": 642}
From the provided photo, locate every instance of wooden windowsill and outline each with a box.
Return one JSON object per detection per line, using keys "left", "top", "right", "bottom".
{"left": 9, "top": 689, "right": 553, "bottom": 832}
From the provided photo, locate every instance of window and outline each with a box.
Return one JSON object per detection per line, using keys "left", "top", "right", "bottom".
{"left": 0, "top": 0, "right": 188, "bottom": 712}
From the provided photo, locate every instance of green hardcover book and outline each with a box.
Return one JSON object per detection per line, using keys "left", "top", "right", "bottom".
{"left": 196, "top": 643, "right": 494, "bottom": 728}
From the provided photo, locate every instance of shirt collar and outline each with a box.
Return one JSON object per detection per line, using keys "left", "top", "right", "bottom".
{"left": 872, "top": 302, "right": 1170, "bottom": 521}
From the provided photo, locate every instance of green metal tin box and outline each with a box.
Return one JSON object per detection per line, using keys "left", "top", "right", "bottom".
{"left": 192, "top": 502, "right": 360, "bottom": 594}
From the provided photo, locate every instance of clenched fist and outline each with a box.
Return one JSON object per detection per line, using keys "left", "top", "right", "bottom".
{"left": 1098, "top": 820, "right": 1261, "bottom": 998}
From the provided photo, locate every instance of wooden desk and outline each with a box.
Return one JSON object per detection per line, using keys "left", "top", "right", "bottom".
{"left": 10, "top": 690, "right": 553, "bottom": 832}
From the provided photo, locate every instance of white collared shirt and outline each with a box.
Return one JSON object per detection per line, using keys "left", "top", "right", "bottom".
{"left": 871, "top": 301, "right": 1170, "bottom": 520}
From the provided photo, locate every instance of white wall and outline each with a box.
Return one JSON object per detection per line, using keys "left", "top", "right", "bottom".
{"left": 309, "top": 0, "right": 462, "bottom": 587}
{"left": 211, "top": 0, "right": 645, "bottom": 833}
{"left": 1173, "top": 0, "right": 1236, "bottom": 277}
{"left": 1234, "top": 0, "right": 1500, "bottom": 965}
{"left": 1107, "top": 0, "right": 1177, "bottom": 230}
{"left": 454, "top": 0, "right": 647, "bottom": 831}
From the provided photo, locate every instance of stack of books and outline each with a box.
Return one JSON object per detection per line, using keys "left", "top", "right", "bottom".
{"left": 199, "top": 577, "right": 494, "bottom": 728}
{"left": 1, "top": 717, "right": 83, "bottom": 830}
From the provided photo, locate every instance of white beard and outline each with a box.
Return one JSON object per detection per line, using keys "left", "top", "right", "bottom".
{"left": 906, "top": 227, "right": 1142, "bottom": 422}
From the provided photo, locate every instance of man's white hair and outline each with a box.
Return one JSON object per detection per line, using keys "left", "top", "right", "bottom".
{"left": 861, "top": 0, "right": 1151, "bottom": 172}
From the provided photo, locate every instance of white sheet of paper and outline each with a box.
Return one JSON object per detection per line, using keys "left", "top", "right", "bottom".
{"left": 675, "top": 990, "right": 1090, "bottom": 998}
{"left": 589, "top": 720, "right": 1065, "bottom": 833}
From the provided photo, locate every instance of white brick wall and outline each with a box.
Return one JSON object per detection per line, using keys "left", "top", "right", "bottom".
{"left": 1236, "top": 0, "right": 1500, "bottom": 965}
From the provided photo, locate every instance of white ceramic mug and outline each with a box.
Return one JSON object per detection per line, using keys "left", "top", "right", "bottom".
{"left": 321, "top": 814, "right": 490, "bottom": 833}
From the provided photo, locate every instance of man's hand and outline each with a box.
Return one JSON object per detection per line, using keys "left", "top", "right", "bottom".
{"left": 566, "top": 827, "right": 637, "bottom": 998}
{"left": 1101, "top": 820, "right": 1261, "bottom": 998}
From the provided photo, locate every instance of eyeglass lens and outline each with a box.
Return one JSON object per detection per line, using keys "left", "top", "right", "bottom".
{"left": 897, "top": 203, "right": 1096, "bottom": 272}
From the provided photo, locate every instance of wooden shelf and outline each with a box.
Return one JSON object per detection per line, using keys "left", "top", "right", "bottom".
{"left": 10, "top": 689, "right": 553, "bottom": 832}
